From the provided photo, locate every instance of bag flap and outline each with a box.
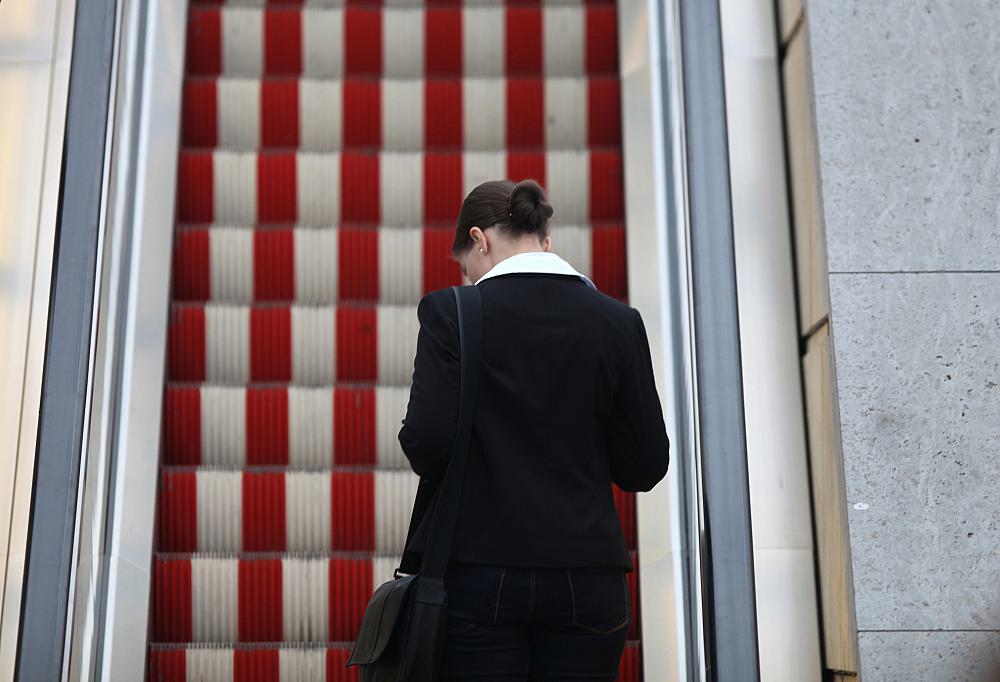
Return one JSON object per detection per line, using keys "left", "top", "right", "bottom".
{"left": 346, "top": 574, "right": 418, "bottom": 666}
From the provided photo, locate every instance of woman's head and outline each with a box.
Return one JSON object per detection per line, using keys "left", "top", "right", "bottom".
{"left": 452, "top": 179, "right": 555, "bottom": 283}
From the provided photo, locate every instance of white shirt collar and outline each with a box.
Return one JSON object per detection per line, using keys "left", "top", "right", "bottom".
{"left": 474, "top": 251, "right": 597, "bottom": 290}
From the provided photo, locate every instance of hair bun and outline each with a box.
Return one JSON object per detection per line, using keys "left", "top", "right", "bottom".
{"left": 508, "top": 179, "right": 554, "bottom": 235}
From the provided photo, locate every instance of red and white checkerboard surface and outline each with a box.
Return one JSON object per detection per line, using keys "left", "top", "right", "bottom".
{"left": 148, "top": 641, "right": 643, "bottom": 681}
{"left": 150, "top": 0, "right": 643, "bottom": 679}
{"left": 150, "top": 553, "right": 642, "bottom": 678}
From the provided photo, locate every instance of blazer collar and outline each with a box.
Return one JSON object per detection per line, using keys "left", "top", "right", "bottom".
{"left": 474, "top": 251, "right": 597, "bottom": 290}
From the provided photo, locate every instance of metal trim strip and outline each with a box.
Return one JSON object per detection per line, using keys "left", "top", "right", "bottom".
{"left": 15, "top": 0, "right": 119, "bottom": 678}
{"left": 676, "top": 0, "right": 762, "bottom": 677}
{"left": 618, "top": 0, "right": 706, "bottom": 678}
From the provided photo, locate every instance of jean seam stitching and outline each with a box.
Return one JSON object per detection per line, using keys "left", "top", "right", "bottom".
{"left": 567, "top": 568, "right": 630, "bottom": 635}
{"left": 566, "top": 569, "right": 576, "bottom": 624}
{"left": 529, "top": 568, "right": 535, "bottom": 617}
{"left": 492, "top": 567, "right": 506, "bottom": 625}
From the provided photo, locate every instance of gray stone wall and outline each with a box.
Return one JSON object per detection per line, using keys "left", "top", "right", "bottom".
{"left": 803, "top": 1, "right": 1000, "bottom": 679}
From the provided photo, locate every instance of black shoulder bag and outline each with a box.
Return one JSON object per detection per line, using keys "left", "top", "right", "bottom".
{"left": 346, "top": 284, "right": 483, "bottom": 682}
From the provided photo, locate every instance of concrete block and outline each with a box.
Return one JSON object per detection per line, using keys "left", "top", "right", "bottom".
{"left": 829, "top": 273, "right": 1000, "bottom": 630}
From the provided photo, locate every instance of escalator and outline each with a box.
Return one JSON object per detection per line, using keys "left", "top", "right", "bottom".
{"left": 146, "top": 0, "right": 644, "bottom": 678}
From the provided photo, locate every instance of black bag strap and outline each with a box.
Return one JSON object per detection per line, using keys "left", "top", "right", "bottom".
{"left": 418, "top": 284, "right": 483, "bottom": 579}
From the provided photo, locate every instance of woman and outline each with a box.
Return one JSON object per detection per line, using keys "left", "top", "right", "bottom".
{"left": 397, "top": 179, "right": 670, "bottom": 681}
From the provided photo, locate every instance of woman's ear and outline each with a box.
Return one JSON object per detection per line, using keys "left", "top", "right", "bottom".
{"left": 469, "top": 226, "right": 485, "bottom": 251}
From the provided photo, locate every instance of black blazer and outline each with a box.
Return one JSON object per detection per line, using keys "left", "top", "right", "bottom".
{"left": 397, "top": 272, "right": 670, "bottom": 574}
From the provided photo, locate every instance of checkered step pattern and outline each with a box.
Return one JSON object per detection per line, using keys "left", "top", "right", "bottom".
{"left": 176, "top": 150, "right": 625, "bottom": 228}
{"left": 157, "top": 468, "right": 636, "bottom": 553}
{"left": 150, "top": 554, "right": 643, "bottom": 678}
{"left": 148, "top": 642, "right": 643, "bottom": 682}
{"left": 150, "top": 0, "right": 644, "bottom": 679}
{"left": 168, "top": 304, "right": 421, "bottom": 385}
{"left": 185, "top": 4, "right": 618, "bottom": 79}
{"left": 162, "top": 385, "right": 411, "bottom": 468}
{"left": 151, "top": 552, "right": 641, "bottom": 644}
{"left": 171, "top": 225, "right": 625, "bottom": 304}
{"left": 183, "top": 76, "right": 622, "bottom": 151}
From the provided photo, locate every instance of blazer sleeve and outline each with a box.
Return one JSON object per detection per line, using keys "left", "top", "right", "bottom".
{"left": 397, "top": 291, "right": 462, "bottom": 481}
{"left": 606, "top": 308, "right": 671, "bottom": 492}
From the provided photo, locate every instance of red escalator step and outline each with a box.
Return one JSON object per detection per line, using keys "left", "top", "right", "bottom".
{"left": 586, "top": 6, "right": 619, "bottom": 75}
{"left": 333, "top": 386, "right": 376, "bottom": 466}
{"left": 334, "top": 308, "right": 377, "bottom": 381}
{"left": 424, "top": 80, "right": 462, "bottom": 149}
{"left": 258, "top": 153, "right": 298, "bottom": 223}
{"left": 261, "top": 79, "right": 301, "bottom": 149}
{"left": 344, "top": 8, "right": 381, "bottom": 76}
{"left": 246, "top": 387, "right": 290, "bottom": 465}
{"left": 506, "top": 151, "right": 545, "bottom": 186}
{"left": 169, "top": 306, "right": 207, "bottom": 383}
{"left": 343, "top": 80, "right": 381, "bottom": 149}
{"left": 186, "top": 9, "right": 221, "bottom": 76}
{"left": 238, "top": 559, "right": 283, "bottom": 642}
{"left": 338, "top": 228, "right": 379, "bottom": 302}
{"left": 507, "top": 77, "right": 545, "bottom": 148}
{"left": 173, "top": 229, "right": 210, "bottom": 301}
{"left": 163, "top": 387, "right": 202, "bottom": 466}
{"left": 340, "top": 152, "right": 380, "bottom": 223}
{"left": 588, "top": 78, "right": 623, "bottom": 147}
{"left": 153, "top": 558, "right": 193, "bottom": 642}
{"left": 158, "top": 471, "right": 198, "bottom": 553}
{"left": 328, "top": 558, "right": 374, "bottom": 642}
{"left": 505, "top": 7, "right": 542, "bottom": 75}
{"left": 235, "top": 648, "right": 280, "bottom": 681}
{"left": 254, "top": 229, "right": 296, "bottom": 301}
{"left": 589, "top": 150, "right": 624, "bottom": 222}
{"left": 182, "top": 79, "right": 218, "bottom": 148}
{"left": 423, "top": 153, "right": 463, "bottom": 223}
{"left": 619, "top": 641, "right": 642, "bottom": 681}
{"left": 243, "top": 472, "right": 287, "bottom": 552}
{"left": 592, "top": 224, "right": 627, "bottom": 300}
{"left": 148, "top": 648, "right": 186, "bottom": 682}
{"left": 264, "top": 9, "right": 303, "bottom": 75}
{"left": 177, "top": 151, "right": 214, "bottom": 224}
{"left": 250, "top": 307, "right": 293, "bottom": 381}
{"left": 425, "top": 8, "right": 462, "bottom": 75}
{"left": 330, "top": 472, "right": 375, "bottom": 552}
{"left": 328, "top": 647, "right": 361, "bottom": 681}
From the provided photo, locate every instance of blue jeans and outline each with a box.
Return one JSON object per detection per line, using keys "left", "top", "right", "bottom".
{"left": 441, "top": 561, "right": 630, "bottom": 681}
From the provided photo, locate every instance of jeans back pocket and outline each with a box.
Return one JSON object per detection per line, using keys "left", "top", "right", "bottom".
{"left": 566, "top": 567, "right": 630, "bottom": 635}
{"left": 444, "top": 563, "right": 506, "bottom": 628}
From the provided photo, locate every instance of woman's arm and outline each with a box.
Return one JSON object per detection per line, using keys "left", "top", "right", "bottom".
{"left": 606, "top": 308, "right": 671, "bottom": 492}
{"left": 397, "top": 290, "right": 462, "bottom": 480}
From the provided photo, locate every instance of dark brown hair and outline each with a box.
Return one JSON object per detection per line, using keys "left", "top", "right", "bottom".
{"left": 452, "top": 179, "right": 555, "bottom": 257}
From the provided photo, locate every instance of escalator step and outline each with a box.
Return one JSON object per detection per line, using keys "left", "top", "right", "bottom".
{"left": 156, "top": 468, "right": 637, "bottom": 554}
{"left": 147, "top": 641, "right": 642, "bottom": 681}
{"left": 175, "top": 149, "right": 625, "bottom": 226}
{"left": 170, "top": 224, "right": 621, "bottom": 304}
{"left": 180, "top": 75, "right": 622, "bottom": 152}
{"left": 151, "top": 553, "right": 640, "bottom": 644}
{"left": 185, "top": 5, "right": 619, "bottom": 78}
{"left": 162, "top": 384, "right": 401, "bottom": 468}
